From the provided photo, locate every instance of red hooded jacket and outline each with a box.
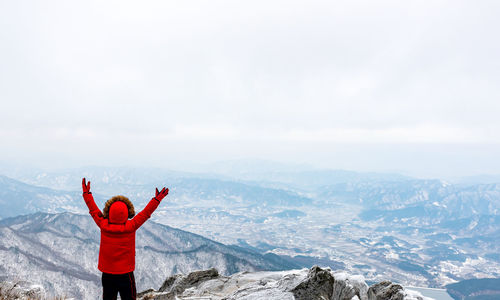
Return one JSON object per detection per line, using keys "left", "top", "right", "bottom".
{"left": 83, "top": 192, "right": 160, "bottom": 274}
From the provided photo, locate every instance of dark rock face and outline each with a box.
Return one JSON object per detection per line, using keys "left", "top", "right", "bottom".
{"left": 291, "top": 265, "right": 335, "bottom": 300}
{"left": 292, "top": 266, "right": 368, "bottom": 300}
{"left": 157, "top": 274, "right": 181, "bottom": 293}
{"left": 332, "top": 279, "right": 357, "bottom": 299}
{"left": 143, "top": 268, "right": 220, "bottom": 300}
{"left": 368, "top": 281, "right": 405, "bottom": 300}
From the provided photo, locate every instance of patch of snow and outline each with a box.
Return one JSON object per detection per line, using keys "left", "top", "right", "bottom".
{"left": 405, "top": 288, "right": 434, "bottom": 300}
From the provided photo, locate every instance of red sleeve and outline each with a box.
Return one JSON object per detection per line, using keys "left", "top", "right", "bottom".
{"left": 83, "top": 192, "right": 104, "bottom": 228}
{"left": 130, "top": 198, "right": 161, "bottom": 230}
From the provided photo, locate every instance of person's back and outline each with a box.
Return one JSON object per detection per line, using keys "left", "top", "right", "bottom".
{"left": 82, "top": 178, "right": 169, "bottom": 300}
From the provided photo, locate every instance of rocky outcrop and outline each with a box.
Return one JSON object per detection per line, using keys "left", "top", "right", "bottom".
{"left": 0, "top": 281, "right": 45, "bottom": 300}
{"left": 138, "top": 266, "right": 432, "bottom": 300}
{"left": 138, "top": 268, "right": 220, "bottom": 299}
{"left": 290, "top": 266, "right": 368, "bottom": 300}
{"left": 368, "top": 281, "right": 405, "bottom": 300}
{"left": 332, "top": 272, "right": 369, "bottom": 300}
{"left": 291, "top": 265, "right": 335, "bottom": 299}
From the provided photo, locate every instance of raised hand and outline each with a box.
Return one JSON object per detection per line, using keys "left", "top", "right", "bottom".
{"left": 154, "top": 187, "right": 169, "bottom": 202}
{"left": 82, "top": 178, "right": 91, "bottom": 194}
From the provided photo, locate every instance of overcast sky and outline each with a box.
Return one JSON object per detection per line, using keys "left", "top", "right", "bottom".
{"left": 1, "top": 0, "right": 499, "bottom": 178}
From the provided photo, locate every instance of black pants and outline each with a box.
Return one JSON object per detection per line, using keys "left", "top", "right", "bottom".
{"left": 102, "top": 271, "right": 137, "bottom": 300}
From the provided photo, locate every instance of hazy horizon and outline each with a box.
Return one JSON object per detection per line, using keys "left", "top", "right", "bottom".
{"left": 2, "top": 155, "right": 500, "bottom": 183}
{"left": 1, "top": 0, "right": 499, "bottom": 179}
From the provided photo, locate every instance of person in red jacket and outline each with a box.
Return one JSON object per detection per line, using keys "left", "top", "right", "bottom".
{"left": 82, "top": 178, "right": 169, "bottom": 300}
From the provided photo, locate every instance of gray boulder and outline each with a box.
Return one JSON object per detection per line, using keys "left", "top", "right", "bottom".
{"left": 332, "top": 272, "right": 369, "bottom": 300}
{"left": 291, "top": 265, "right": 335, "bottom": 300}
{"left": 140, "top": 268, "right": 219, "bottom": 300}
{"left": 368, "top": 281, "right": 405, "bottom": 300}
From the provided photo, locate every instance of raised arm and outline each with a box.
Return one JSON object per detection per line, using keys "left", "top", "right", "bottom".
{"left": 82, "top": 178, "right": 104, "bottom": 228}
{"left": 130, "top": 187, "right": 168, "bottom": 230}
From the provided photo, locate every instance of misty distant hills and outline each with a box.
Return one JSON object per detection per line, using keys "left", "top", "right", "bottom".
{"left": 1, "top": 163, "right": 412, "bottom": 193}
{"left": 356, "top": 182, "right": 500, "bottom": 223}
{"left": 0, "top": 212, "right": 299, "bottom": 299}
{"left": 195, "top": 159, "right": 413, "bottom": 190}
{"left": 5, "top": 165, "right": 500, "bottom": 220}
{"left": 0, "top": 175, "right": 87, "bottom": 218}
{"left": 0, "top": 170, "right": 313, "bottom": 219}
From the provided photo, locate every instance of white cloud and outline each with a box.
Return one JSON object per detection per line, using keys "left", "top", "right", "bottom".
{"left": 0, "top": 0, "right": 499, "bottom": 176}
{"left": 281, "top": 124, "right": 488, "bottom": 143}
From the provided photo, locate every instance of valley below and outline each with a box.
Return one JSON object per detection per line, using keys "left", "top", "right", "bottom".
{"left": 152, "top": 197, "right": 500, "bottom": 289}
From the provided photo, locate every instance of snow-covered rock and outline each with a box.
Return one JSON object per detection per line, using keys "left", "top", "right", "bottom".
{"left": 404, "top": 289, "right": 434, "bottom": 300}
{"left": 0, "top": 281, "right": 45, "bottom": 300}
{"left": 367, "top": 281, "right": 433, "bottom": 300}
{"left": 138, "top": 266, "right": 433, "bottom": 300}
{"left": 332, "top": 272, "right": 369, "bottom": 300}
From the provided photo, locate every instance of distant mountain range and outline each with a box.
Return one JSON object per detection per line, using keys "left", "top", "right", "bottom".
{"left": 0, "top": 170, "right": 313, "bottom": 219}
{"left": 0, "top": 175, "right": 86, "bottom": 218}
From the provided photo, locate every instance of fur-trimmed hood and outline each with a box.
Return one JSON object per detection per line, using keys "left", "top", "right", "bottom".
{"left": 103, "top": 195, "right": 135, "bottom": 219}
